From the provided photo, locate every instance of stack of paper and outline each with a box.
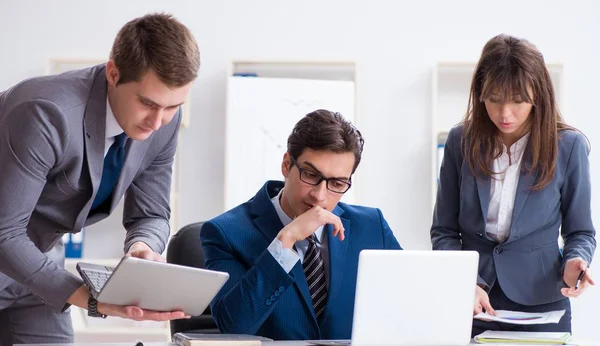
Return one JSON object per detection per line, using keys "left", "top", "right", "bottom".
{"left": 173, "top": 333, "right": 272, "bottom": 346}
{"left": 474, "top": 310, "right": 566, "bottom": 325}
{"left": 474, "top": 330, "right": 572, "bottom": 345}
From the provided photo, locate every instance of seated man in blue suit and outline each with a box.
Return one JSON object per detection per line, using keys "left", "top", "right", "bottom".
{"left": 201, "top": 109, "right": 402, "bottom": 340}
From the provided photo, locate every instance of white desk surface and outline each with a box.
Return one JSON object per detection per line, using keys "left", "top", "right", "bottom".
{"left": 16, "top": 344, "right": 402, "bottom": 346}
{"left": 15, "top": 343, "right": 307, "bottom": 346}
{"left": 16, "top": 341, "right": 600, "bottom": 346}
{"left": 19, "top": 342, "right": 597, "bottom": 346}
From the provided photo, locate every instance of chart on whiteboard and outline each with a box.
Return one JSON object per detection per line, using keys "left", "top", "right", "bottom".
{"left": 225, "top": 76, "right": 355, "bottom": 211}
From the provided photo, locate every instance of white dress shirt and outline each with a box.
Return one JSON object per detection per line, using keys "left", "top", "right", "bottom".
{"left": 485, "top": 134, "right": 530, "bottom": 243}
{"left": 104, "top": 98, "right": 125, "bottom": 157}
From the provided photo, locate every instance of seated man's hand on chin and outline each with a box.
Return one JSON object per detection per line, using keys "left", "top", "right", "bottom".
{"left": 276, "top": 205, "right": 345, "bottom": 249}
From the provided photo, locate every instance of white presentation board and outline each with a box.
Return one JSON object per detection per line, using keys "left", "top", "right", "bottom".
{"left": 225, "top": 76, "right": 356, "bottom": 211}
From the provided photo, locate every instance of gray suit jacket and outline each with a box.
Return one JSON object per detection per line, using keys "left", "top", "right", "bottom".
{"left": 0, "top": 64, "right": 181, "bottom": 311}
{"left": 431, "top": 125, "right": 596, "bottom": 306}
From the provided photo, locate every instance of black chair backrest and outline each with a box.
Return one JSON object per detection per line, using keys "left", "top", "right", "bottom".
{"left": 166, "top": 221, "right": 220, "bottom": 336}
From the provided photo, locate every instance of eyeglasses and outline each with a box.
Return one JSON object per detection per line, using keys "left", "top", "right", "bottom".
{"left": 290, "top": 157, "right": 352, "bottom": 194}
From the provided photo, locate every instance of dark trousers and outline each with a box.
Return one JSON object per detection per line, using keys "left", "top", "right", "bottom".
{"left": 471, "top": 280, "right": 571, "bottom": 337}
{"left": 0, "top": 281, "right": 73, "bottom": 346}
{"left": 0, "top": 244, "right": 73, "bottom": 346}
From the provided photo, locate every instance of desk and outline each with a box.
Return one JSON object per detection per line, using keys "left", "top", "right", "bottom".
{"left": 16, "top": 343, "right": 307, "bottom": 346}
{"left": 19, "top": 342, "right": 598, "bottom": 346}
{"left": 19, "top": 344, "right": 339, "bottom": 346}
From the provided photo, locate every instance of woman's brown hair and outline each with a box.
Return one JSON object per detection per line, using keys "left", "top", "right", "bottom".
{"left": 463, "top": 34, "right": 573, "bottom": 190}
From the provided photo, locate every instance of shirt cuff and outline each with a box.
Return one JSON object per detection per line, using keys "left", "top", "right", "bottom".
{"left": 267, "top": 238, "right": 299, "bottom": 273}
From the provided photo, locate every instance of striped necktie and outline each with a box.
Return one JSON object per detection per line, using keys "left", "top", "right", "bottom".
{"left": 303, "top": 234, "right": 328, "bottom": 320}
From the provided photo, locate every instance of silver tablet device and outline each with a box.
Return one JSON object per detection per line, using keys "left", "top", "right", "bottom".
{"left": 77, "top": 256, "right": 229, "bottom": 316}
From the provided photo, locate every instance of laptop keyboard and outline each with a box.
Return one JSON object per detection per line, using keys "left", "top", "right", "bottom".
{"left": 82, "top": 267, "right": 114, "bottom": 293}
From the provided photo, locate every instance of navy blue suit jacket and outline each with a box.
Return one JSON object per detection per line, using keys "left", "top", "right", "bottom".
{"left": 201, "top": 181, "right": 402, "bottom": 340}
{"left": 431, "top": 125, "right": 596, "bottom": 306}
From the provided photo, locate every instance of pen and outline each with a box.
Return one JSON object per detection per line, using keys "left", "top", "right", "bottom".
{"left": 575, "top": 269, "right": 586, "bottom": 290}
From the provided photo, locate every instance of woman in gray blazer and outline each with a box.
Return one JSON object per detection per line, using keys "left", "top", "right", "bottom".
{"left": 431, "top": 34, "right": 596, "bottom": 336}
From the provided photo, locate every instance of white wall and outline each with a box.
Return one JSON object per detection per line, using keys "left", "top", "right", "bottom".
{"left": 1, "top": 0, "right": 599, "bottom": 340}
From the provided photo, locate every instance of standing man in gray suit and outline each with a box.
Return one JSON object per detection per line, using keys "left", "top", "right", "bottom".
{"left": 0, "top": 13, "right": 200, "bottom": 344}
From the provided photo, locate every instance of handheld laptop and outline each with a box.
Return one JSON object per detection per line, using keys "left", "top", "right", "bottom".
{"left": 77, "top": 256, "right": 229, "bottom": 316}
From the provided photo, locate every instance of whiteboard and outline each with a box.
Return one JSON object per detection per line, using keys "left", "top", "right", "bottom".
{"left": 225, "top": 76, "right": 356, "bottom": 211}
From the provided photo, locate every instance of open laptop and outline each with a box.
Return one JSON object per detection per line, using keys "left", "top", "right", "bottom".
{"left": 309, "top": 250, "right": 478, "bottom": 346}
{"left": 77, "top": 256, "right": 229, "bottom": 316}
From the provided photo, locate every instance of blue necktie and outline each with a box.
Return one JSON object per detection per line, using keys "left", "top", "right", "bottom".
{"left": 91, "top": 133, "right": 127, "bottom": 210}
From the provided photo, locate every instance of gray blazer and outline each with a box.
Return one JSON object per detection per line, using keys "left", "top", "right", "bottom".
{"left": 431, "top": 125, "right": 596, "bottom": 306}
{"left": 0, "top": 65, "right": 181, "bottom": 311}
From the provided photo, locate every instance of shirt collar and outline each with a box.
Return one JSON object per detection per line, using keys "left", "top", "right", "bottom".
{"left": 271, "top": 189, "right": 324, "bottom": 244}
{"left": 506, "top": 132, "right": 530, "bottom": 159}
{"left": 105, "top": 97, "right": 124, "bottom": 139}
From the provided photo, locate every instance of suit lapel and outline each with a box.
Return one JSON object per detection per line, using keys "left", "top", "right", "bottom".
{"left": 319, "top": 205, "right": 350, "bottom": 325}
{"left": 476, "top": 174, "right": 491, "bottom": 223}
{"left": 290, "top": 260, "right": 316, "bottom": 321}
{"left": 509, "top": 145, "right": 535, "bottom": 240}
{"left": 250, "top": 182, "right": 318, "bottom": 322}
{"left": 251, "top": 182, "right": 285, "bottom": 243}
{"left": 75, "top": 67, "right": 107, "bottom": 229}
{"left": 253, "top": 210, "right": 283, "bottom": 243}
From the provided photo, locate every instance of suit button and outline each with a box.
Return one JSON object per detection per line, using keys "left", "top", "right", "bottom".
{"left": 278, "top": 286, "right": 285, "bottom": 292}
{"left": 495, "top": 247, "right": 503, "bottom": 254}
{"left": 274, "top": 291, "right": 281, "bottom": 297}
{"left": 476, "top": 232, "right": 483, "bottom": 238}
{"left": 266, "top": 300, "right": 272, "bottom": 306}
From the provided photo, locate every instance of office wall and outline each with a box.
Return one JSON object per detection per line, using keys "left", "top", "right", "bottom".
{"left": 0, "top": 0, "right": 598, "bottom": 339}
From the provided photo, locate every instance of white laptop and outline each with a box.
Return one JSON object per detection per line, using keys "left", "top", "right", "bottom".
{"left": 350, "top": 250, "right": 478, "bottom": 346}
{"left": 309, "top": 250, "right": 478, "bottom": 346}
{"left": 77, "top": 256, "right": 229, "bottom": 316}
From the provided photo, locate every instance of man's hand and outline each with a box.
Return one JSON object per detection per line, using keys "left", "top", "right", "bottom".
{"left": 276, "top": 206, "right": 345, "bottom": 249}
{"left": 562, "top": 257, "right": 595, "bottom": 298}
{"left": 474, "top": 285, "right": 496, "bottom": 316}
{"left": 126, "top": 241, "right": 165, "bottom": 262}
{"left": 67, "top": 285, "right": 189, "bottom": 321}
{"left": 97, "top": 301, "right": 189, "bottom": 321}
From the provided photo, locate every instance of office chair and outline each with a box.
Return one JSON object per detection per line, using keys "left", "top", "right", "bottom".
{"left": 166, "top": 221, "right": 220, "bottom": 336}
